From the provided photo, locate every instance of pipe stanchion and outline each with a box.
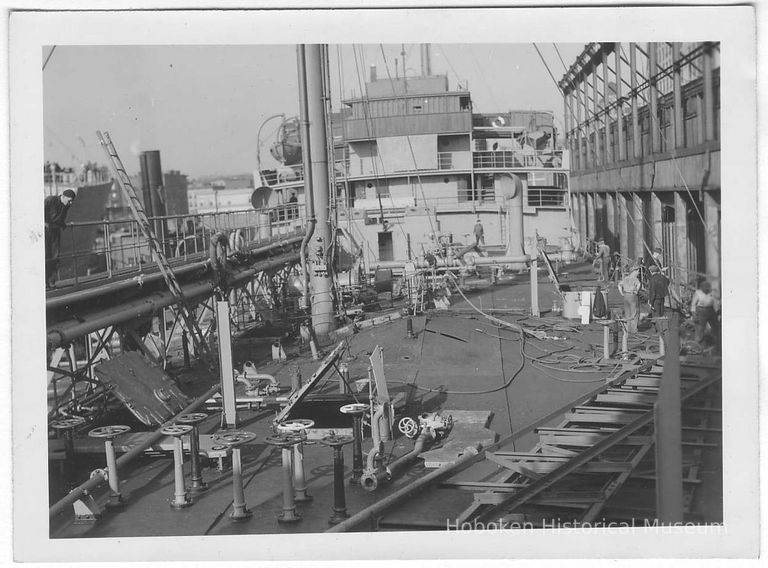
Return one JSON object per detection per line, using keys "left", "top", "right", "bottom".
{"left": 265, "top": 433, "right": 303, "bottom": 523}
{"left": 276, "top": 419, "right": 315, "bottom": 503}
{"left": 320, "top": 433, "right": 354, "bottom": 525}
{"left": 406, "top": 316, "right": 414, "bottom": 339}
{"left": 214, "top": 430, "right": 257, "bottom": 522}
{"left": 162, "top": 424, "right": 194, "bottom": 509}
{"left": 176, "top": 412, "right": 209, "bottom": 493}
{"left": 340, "top": 403, "right": 368, "bottom": 485}
{"left": 88, "top": 425, "right": 131, "bottom": 508}
{"left": 51, "top": 416, "right": 86, "bottom": 484}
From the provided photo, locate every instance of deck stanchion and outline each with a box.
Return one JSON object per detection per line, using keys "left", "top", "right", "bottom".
{"left": 176, "top": 412, "right": 209, "bottom": 493}
{"left": 214, "top": 430, "right": 257, "bottom": 522}
{"left": 276, "top": 419, "right": 316, "bottom": 503}
{"left": 162, "top": 424, "right": 194, "bottom": 509}
{"left": 341, "top": 404, "right": 368, "bottom": 485}
{"left": 88, "top": 425, "right": 132, "bottom": 508}
{"left": 51, "top": 416, "right": 86, "bottom": 484}
{"left": 320, "top": 433, "right": 354, "bottom": 525}
{"left": 266, "top": 433, "right": 303, "bottom": 523}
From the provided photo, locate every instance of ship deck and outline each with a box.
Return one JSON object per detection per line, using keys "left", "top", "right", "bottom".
{"left": 48, "top": 262, "right": 722, "bottom": 538}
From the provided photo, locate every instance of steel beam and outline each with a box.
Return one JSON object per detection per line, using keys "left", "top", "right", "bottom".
{"left": 630, "top": 44, "right": 641, "bottom": 159}
{"left": 672, "top": 43, "right": 684, "bottom": 149}
{"left": 655, "top": 311, "right": 684, "bottom": 522}
{"left": 648, "top": 43, "right": 660, "bottom": 154}
{"left": 615, "top": 44, "right": 626, "bottom": 162}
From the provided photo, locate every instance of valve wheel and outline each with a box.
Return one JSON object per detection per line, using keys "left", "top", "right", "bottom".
{"left": 161, "top": 424, "right": 193, "bottom": 437}
{"left": 214, "top": 430, "right": 257, "bottom": 446}
{"left": 264, "top": 433, "right": 301, "bottom": 447}
{"left": 276, "top": 418, "right": 315, "bottom": 433}
{"left": 397, "top": 416, "right": 420, "bottom": 439}
{"left": 176, "top": 413, "right": 208, "bottom": 424}
{"left": 319, "top": 433, "right": 354, "bottom": 446}
{"left": 51, "top": 417, "right": 86, "bottom": 430}
{"left": 88, "top": 425, "right": 131, "bottom": 438}
{"left": 340, "top": 403, "right": 368, "bottom": 415}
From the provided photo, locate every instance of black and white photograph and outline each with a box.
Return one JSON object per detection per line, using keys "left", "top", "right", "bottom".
{"left": 6, "top": 3, "right": 760, "bottom": 563}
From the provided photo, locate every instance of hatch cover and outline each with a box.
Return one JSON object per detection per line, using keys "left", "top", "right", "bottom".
{"left": 94, "top": 352, "right": 191, "bottom": 425}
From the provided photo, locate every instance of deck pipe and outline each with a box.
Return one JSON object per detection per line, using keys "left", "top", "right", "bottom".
{"left": 297, "top": 44, "right": 317, "bottom": 312}
{"left": 359, "top": 431, "right": 430, "bottom": 492}
{"left": 49, "top": 383, "right": 221, "bottom": 519}
{"left": 327, "top": 445, "right": 481, "bottom": 533}
{"left": 46, "top": 234, "right": 304, "bottom": 313}
{"left": 371, "top": 254, "right": 530, "bottom": 272}
{"left": 47, "top": 252, "right": 300, "bottom": 349}
{"left": 303, "top": 44, "right": 336, "bottom": 337}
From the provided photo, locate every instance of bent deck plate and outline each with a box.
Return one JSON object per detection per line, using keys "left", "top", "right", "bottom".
{"left": 94, "top": 352, "right": 191, "bottom": 425}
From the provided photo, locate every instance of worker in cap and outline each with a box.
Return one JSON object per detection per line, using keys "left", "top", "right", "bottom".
{"left": 473, "top": 218, "right": 485, "bottom": 246}
{"left": 44, "top": 189, "right": 77, "bottom": 289}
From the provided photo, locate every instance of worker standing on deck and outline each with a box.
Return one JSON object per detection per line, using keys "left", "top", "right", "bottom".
{"left": 596, "top": 239, "right": 610, "bottom": 282}
{"left": 618, "top": 268, "right": 641, "bottom": 333}
{"left": 647, "top": 265, "right": 669, "bottom": 316}
{"left": 473, "top": 218, "right": 485, "bottom": 246}
{"left": 288, "top": 191, "right": 298, "bottom": 219}
{"left": 691, "top": 280, "right": 720, "bottom": 350}
{"left": 44, "top": 188, "right": 76, "bottom": 289}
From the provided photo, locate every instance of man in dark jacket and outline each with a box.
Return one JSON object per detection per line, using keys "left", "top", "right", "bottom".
{"left": 44, "top": 189, "right": 76, "bottom": 288}
{"left": 647, "top": 264, "right": 670, "bottom": 333}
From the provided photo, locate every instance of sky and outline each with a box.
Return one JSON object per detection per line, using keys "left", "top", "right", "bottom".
{"left": 43, "top": 43, "right": 584, "bottom": 178}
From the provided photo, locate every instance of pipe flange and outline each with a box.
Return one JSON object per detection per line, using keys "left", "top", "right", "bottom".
{"left": 161, "top": 424, "right": 193, "bottom": 437}
{"left": 88, "top": 425, "right": 131, "bottom": 439}
{"left": 176, "top": 412, "right": 209, "bottom": 426}
{"left": 90, "top": 468, "right": 108, "bottom": 481}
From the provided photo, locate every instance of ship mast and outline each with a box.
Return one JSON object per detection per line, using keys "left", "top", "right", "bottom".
{"left": 298, "top": 44, "right": 336, "bottom": 337}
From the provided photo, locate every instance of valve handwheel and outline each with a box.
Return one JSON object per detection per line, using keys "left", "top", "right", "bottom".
{"left": 397, "top": 416, "right": 419, "bottom": 439}
{"left": 161, "top": 424, "right": 193, "bottom": 437}
{"left": 276, "top": 419, "right": 315, "bottom": 434}
{"left": 340, "top": 403, "right": 368, "bottom": 415}
{"left": 214, "top": 430, "right": 257, "bottom": 446}
{"left": 176, "top": 413, "right": 208, "bottom": 424}
{"left": 88, "top": 425, "right": 131, "bottom": 438}
{"left": 51, "top": 417, "right": 86, "bottom": 430}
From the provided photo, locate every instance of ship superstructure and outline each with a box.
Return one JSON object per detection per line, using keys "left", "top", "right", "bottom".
{"left": 259, "top": 46, "right": 572, "bottom": 269}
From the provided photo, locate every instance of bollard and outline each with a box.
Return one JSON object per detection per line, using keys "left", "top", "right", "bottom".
{"left": 340, "top": 403, "right": 368, "bottom": 485}
{"left": 276, "top": 419, "right": 316, "bottom": 503}
{"left": 603, "top": 323, "right": 610, "bottom": 360}
{"left": 88, "top": 425, "right": 131, "bottom": 508}
{"left": 622, "top": 328, "right": 629, "bottom": 358}
{"left": 176, "top": 412, "right": 209, "bottom": 493}
{"left": 320, "top": 433, "right": 354, "bottom": 525}
{"left": 530, "top": 259, "right": 540, "bottom": 317}
{"left": 659, "top": 332, "right": 666, "bottom": 357}
{"left": 266, "top": 433, "right": 303, "bottom": 523}
{"left": 214, "top": 430, "right": 257, "bottom": 522}
{"left": 161, "top": 424, "right": 194, "bottom": 509}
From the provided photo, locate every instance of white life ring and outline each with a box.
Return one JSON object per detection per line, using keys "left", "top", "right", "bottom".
{"left": 492, "top": 116, "right": 507, "bottom": 128}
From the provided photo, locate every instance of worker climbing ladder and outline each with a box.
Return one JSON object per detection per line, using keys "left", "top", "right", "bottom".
{"left": 96, "top": 131, "right": 213, "bottom": 368}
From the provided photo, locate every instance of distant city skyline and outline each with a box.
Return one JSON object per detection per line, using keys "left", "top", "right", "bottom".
{"left": 43, "top": 43, "right": 583, "bottom": 179}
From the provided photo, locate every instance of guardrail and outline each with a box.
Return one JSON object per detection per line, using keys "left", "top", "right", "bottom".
{"left": 473, "top": 150, "right": 563, "bottom": 169}
{"left": 52, "top": 204, "right": 306, "bottom": 289}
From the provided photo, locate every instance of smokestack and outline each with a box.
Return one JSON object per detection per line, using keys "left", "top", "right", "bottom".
{"left": 420, "top": 44, "right": 432, "bottom": 76}
{"left": 369, "top": 64, "right": 377, "bottom": 83}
